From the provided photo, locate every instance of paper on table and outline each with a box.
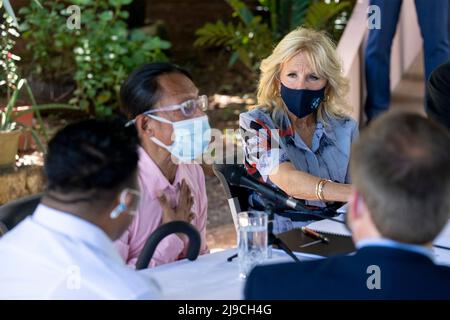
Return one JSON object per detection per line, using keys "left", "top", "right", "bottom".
{"left": 306, "top": 213, "right": 351, "bottom": 236}
{"left": 307, "top": 213, "right": 450, "bottom": 252}
{"left": 434, "top": 220, "right": 450, "bottom": 247}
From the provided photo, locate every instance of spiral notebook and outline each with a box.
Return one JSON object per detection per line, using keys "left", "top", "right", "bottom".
{"left": 307, "top": 214, "right": 351, "bottom": 236}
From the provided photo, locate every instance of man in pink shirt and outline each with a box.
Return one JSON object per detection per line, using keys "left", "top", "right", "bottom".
{"left": 115, "top": 62, "right": 210, "bottom": 267}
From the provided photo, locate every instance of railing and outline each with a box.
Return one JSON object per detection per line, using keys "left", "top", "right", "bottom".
{"left": 337, "top": 0, "right": 424, "bottom": 123}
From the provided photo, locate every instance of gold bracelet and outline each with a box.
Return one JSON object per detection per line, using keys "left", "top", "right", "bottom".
{"left": 318, "top": 179, "right": 332, "bottom": 202}
{"left": 315, "top": 179, "right": 325, "bottom": 201}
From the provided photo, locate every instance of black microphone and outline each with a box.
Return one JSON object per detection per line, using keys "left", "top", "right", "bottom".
{"left": 224, "top": 165, "right": 304, "bottom": 211}
{"left": 223, "top": 165, "right": 344, "bottom": 223}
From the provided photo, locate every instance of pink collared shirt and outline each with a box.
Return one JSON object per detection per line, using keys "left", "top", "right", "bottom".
{"left": 114, "top": 147, "right": 208, "bottom": 267}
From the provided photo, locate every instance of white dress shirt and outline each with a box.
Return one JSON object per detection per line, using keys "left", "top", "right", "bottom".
{"left": 0, "top": 204, "right": 161, "bottom": 299}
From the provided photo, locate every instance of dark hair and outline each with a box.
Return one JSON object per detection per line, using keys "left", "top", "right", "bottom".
{"left": 120, "top": 62, "right": 193, "bottom": 119}
{"left": 45, "top": 118, "right": 139, "bottom": 196}
{"left": 350, "top": 111, "right": 450, "bottom": 244}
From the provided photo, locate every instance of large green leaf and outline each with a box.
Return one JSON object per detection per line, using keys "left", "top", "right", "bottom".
{"left": 304, "top": 1, "right": 350, "bottom": 30}
{"left": 290, "top": 0, "right": 311, "bottom": 30}
{"left": 194, "top": 21, "right": 236, "bottom": 47}
{"left": 226, "top": 0, "right": 254, "bottom": 26}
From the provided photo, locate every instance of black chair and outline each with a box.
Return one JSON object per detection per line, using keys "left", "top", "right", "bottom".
{"left": 212, "top": 162, "right": 251, "bottom": 231}
{"left": 136, "top": 221, "right": 201, "bottom": 270}
{"left": 0, "top": 193, "right": 42, "bottom": 236}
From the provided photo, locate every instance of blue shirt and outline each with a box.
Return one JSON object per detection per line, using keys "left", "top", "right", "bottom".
{"left": 239, "top": 107, "right": 359, "bottom": 232}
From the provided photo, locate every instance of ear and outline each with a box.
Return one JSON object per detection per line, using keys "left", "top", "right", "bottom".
{"left": 348, "top": 189, "right": 363, "bottom": 228}
{"left": 135, "top": 115, "right": 155, "bottom": 138}
{"left": 123, "top": 190, "right": 134, "bottom": 210}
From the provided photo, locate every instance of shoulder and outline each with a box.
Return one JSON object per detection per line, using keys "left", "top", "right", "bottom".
{"left": 78, "top": 261, "right": 161, "bottom": 299}
{"left": 244, "top": 260, "right": 326, "bottom": 299}
{"left": 322, "top": 115, "right": 359, "bottom": 140}
{"left": 108, "top": 266, "right": 161, "bottom": 299}
{"left": 325, "top": 115, "right": 358, "bottom": 130}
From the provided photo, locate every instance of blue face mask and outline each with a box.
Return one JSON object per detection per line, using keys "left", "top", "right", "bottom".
{"left": 280, "top": 83, "right": 326, "bottom": 119}
{"left": 147, "top": 115, "right": 211, "bottom": 162}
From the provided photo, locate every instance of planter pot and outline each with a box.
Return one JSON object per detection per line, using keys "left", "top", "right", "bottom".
{"left": 0, "top": 130, "right": 22, "bottom": 167}
{"left": 13, "top": 106, "right": 34, "bottom": 151}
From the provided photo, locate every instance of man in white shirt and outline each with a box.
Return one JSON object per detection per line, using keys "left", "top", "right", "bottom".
{"left": 0, "top": 119, "right": 160, "bottom": 299}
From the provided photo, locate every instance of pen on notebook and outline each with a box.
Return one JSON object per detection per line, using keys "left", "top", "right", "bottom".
{"left": 301, "top": 226, "right": 329, "bottom": 243}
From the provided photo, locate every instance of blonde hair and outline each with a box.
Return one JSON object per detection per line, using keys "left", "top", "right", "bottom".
{"left": 257, "top": 27, "right": 350, "bottom": 122}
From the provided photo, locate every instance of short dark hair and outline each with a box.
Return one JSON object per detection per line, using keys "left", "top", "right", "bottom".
{"left": 120, "top": 62, "right": 193, "bottom": 119}
{"left": 350, "top": 112, "right": 450, "bottom": 244}
{"left": 45, "top": 118, "right": 139, "bottom": 197}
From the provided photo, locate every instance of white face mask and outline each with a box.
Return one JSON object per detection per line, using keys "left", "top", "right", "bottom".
{"left": 148, "top": 114, "right": 211, "bottom": 162}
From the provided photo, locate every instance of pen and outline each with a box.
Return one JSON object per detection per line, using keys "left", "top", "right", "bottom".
{"left": 301, "top": 226, "right": 329, "bottom": 243}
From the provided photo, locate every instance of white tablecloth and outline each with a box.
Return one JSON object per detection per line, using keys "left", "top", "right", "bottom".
{"left": 139, "top": 221, "right": 450, "bottom": 300}
{"left": 139, "top": 249, "right": 317, "bottom": 300}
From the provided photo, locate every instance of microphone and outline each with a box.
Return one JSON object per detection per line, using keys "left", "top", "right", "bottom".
{"left": 223, "top": 165, "right": 344, "bottom": 223}
{"left": 224, "top": 165, "right": 303, "bottom": 211}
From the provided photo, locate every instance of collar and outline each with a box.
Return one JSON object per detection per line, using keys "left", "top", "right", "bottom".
{"left": 356, "top": 238, "right": 434, "bottom": 261}
{"left": 138, "top": 146, "right": 183, "bottom": 193}
{"left": 31, "top": 204, "right": 123, "bottom": 263}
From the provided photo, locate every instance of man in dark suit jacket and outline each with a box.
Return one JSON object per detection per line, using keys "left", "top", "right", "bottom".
{"left": 245, "top": 112, "right": 450, "bottom": 300}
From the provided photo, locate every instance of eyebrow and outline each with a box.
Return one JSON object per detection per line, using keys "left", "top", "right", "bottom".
{"left": 285, "top": 70, "right": 319, "bottom": 76}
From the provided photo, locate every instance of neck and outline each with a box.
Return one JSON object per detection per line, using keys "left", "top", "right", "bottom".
{"left": 141, "top": 141, "right": 178, "bottom": 184}
{"left": 40, "top": 195, "right": 115, "bottom": 239}
{"left": 289, "top": 112, "right": 316, "bottom": 131}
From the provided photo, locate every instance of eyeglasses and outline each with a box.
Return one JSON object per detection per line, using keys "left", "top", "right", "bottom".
{"left": 125, "top": 95, "right": 208, "bottom": 127}
{"left": 146, "top": 95, "right": 208, "bottom": 116}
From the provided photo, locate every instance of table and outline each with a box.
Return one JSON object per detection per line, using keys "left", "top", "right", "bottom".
{"left": 139, "top": 221, "right": 450, "bottom": 300}
{"left": 139, "top": 248, "right": 318, "bottom": 300}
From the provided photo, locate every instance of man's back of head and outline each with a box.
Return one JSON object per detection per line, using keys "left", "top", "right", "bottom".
{"left": 350, "top": 111, "right": 450, "bottom": 244}
{"left": 43, "top": 118, "right": 140, "bottom": 240}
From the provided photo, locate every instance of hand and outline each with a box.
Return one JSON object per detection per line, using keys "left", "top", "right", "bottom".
{"left": 158, "top": 179, "right": 196, "bottom": 225}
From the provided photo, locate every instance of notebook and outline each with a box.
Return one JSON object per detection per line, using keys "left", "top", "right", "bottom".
{"left": 275, "top": 227, "right": 356, "bottom": 258}
{"left": 307, "top": 214, "right": 351, "bottom": 236}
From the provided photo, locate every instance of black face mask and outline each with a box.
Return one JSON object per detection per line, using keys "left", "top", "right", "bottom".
{"left": 280, "top": 83, "right": 326, "bottom": 118}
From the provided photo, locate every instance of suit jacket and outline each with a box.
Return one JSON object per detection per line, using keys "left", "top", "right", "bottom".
{"left": 244, "top": 246, "right": 450, "bottom": 300}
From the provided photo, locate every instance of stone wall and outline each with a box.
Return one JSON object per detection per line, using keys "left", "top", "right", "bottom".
{"left": 0, "top": 165, "right": 45, "bottom": 205}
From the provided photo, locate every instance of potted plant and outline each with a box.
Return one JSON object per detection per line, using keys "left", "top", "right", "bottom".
{"left": 1, "top": 6, "right": 77, "bottom": 167}
{"left": 1, "top": 79, "right": 45, "bottom": 167}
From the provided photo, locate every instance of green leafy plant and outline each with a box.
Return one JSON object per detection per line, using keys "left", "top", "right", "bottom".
{"left": 195, "top": 0, "right": 353, "bottom": 71}
{"left": 0, "top": 11, "right": 21, "bottom": 101}
{"left": 1, "top": 8, "right": 77, "bottom": 153}
{"left": 19, "top": 0, "right": 171, "bottom": 117}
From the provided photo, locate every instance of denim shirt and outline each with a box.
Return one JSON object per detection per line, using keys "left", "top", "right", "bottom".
{"left": 239, "top": 107, "right": 359, "bottom": 233}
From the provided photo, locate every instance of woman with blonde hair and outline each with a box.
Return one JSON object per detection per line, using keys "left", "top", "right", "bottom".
{"left": 239, "top": 27, "right": 358, "bottom": 233}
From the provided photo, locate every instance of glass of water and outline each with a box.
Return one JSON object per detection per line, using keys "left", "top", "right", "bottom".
{"left": 237, "top": 211, "right": 268, "bottom": 278}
